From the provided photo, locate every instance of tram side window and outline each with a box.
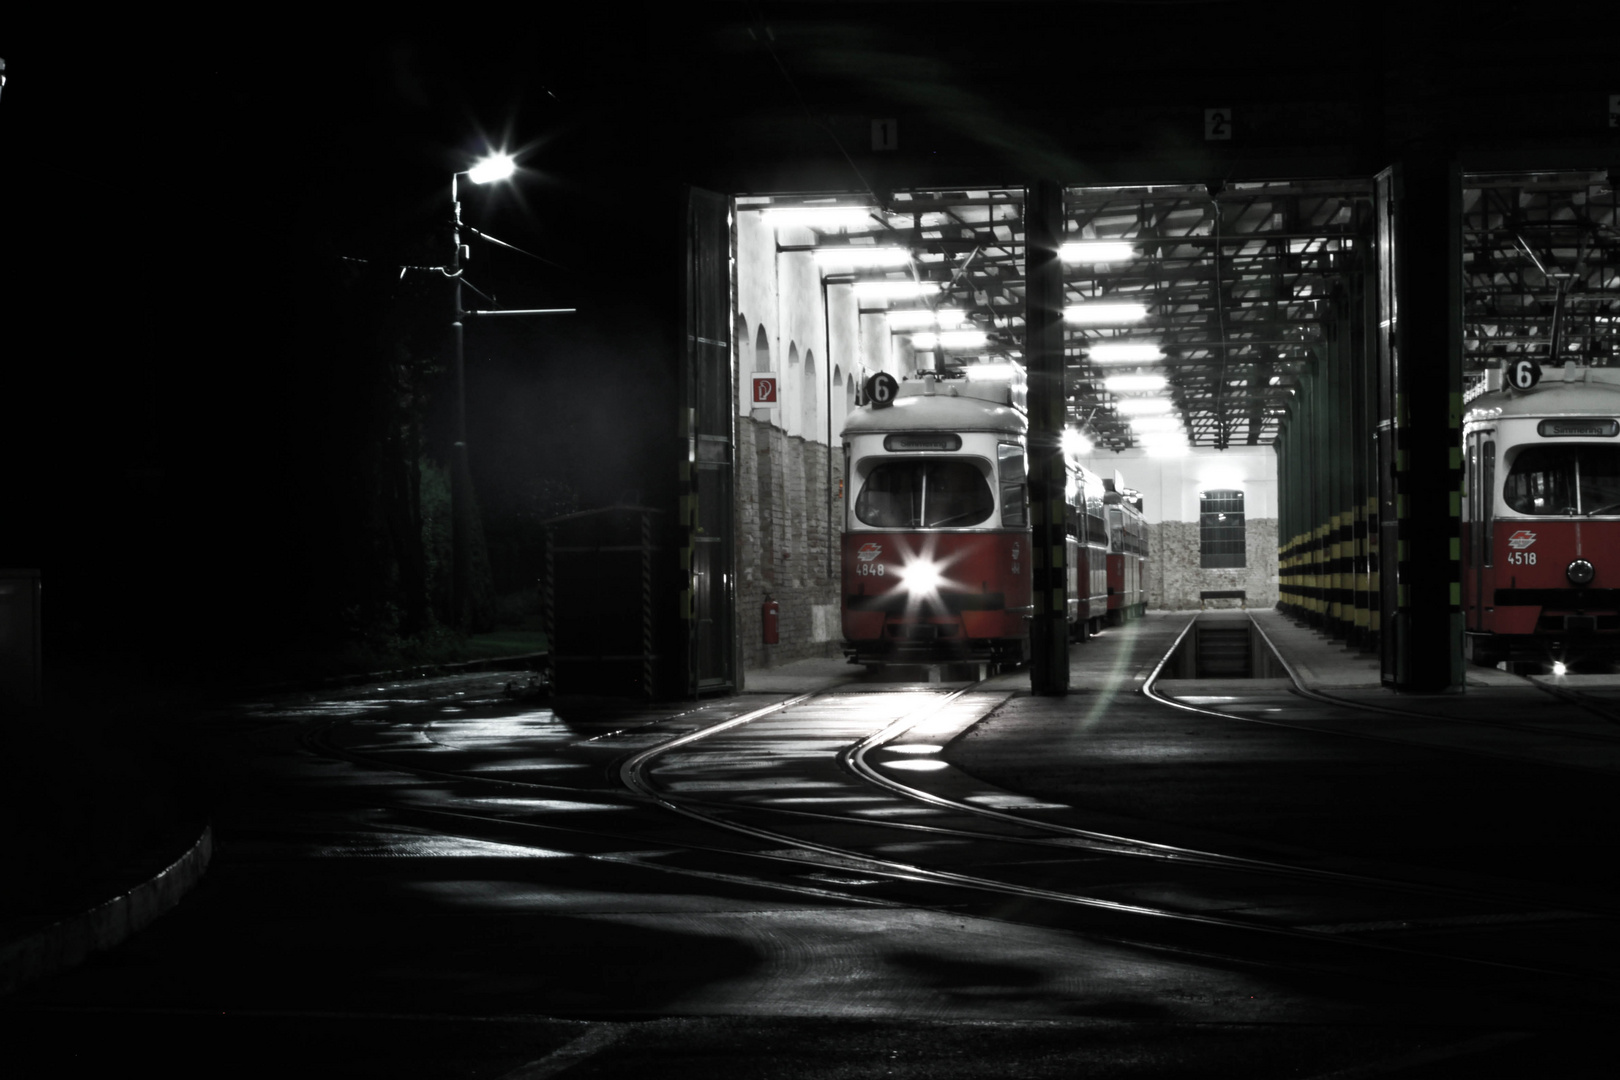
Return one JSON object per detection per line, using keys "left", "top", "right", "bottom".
{"left": 855, "top": 459, "right": 994, "bottom": 528}
{"left": 1503, "top": 445, "right": 1620, "bottom": 516}
{"left": 1086, "top": 497, "right": 1107, "bottom": 547}
{"left": 998, "top": 444, "right": 1027, "bottom": 528}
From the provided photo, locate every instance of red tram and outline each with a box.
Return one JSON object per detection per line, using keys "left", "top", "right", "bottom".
{"left": 1463, "top": 365, "right": 1620, "bottom": 667}
{"left": 1067, "top": 462, "right": 1111, "bottom": 638}
{"left": 1104, "top": 486, "right": 1148, "bottom": 624}
{"left": 839, "top": 366, "right": 1135, "bottom": 667}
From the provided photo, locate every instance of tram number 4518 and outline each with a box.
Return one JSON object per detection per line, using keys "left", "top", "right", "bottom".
{"left": 1506, "top": 551, "right": 1538, "bottom": 566}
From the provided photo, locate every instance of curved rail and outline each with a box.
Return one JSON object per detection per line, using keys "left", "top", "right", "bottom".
{"left": 290, "top": 661, "right": 1615, "bottom": 983}
{"left": 614, "top": 677, "right": 1605, "bottom": 981}
{"left": 1132, "top": 614, "right": 1620, "bottom": 778}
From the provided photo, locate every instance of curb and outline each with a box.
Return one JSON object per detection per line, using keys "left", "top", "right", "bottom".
{"left": 0, "top": 822, "right": 214, "bottom": 996}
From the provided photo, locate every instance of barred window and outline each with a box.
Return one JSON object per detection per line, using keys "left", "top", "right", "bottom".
{"left": 1200, "top": 489, "right": 1245, "bottom": 568}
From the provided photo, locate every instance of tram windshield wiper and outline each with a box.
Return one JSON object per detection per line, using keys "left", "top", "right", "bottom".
{"left": 1585, "top": 501, "right": 1620, "bottom": 517}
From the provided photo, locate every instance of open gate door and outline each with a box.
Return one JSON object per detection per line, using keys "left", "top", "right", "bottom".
{"left": 680, "top": 187, "right": 737, "bottom": 694}
{"left": 1374, "top": 166, "right": 1401, "bottom": 686}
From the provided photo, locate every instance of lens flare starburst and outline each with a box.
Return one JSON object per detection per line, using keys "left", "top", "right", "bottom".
{"left": 890, "top": 534, "right": 971, "bottom": 617}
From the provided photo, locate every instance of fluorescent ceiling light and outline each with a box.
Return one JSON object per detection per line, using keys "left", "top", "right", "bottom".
{"left": 1065, "top": 302, "right": 1148, "bottom": 325}
{"left": 1060, "top": 241, "right": 1135, "bottom": 262}
{"left": 1127, "top": 416, "right": 1182, "bottom": 433}
{"left": 812, "top": 247, "right": 911, "bottom": 267}
{"left": 912, "top": 330, "right": 988, "bottom": 350}
{"left": 886, "top": 308, "right": 968, "bottom": 330}
{"left": 964, "top": 362, "right": 1023, "bottom": 382}
{"left": 1116, "top": 398, "right": 1174, "bottom": 416}
{"left": 852, "top": 281, "right": 941, "bottom": 299}
{"left": 1104, "top": 374, "right": 1167, "bottom": 393}
{"left": 761, "top": 206, "right": 877, "bottom": 228}
{"left": 1089, "top": 343, "right": 1164, "bottom": 363}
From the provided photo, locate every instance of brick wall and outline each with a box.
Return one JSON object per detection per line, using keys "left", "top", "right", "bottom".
{"left": 736, "top": 415, "right": 846, "bottom": 670}
{"left": 1148, "top": 518, "right": 1279, "bottom": 610}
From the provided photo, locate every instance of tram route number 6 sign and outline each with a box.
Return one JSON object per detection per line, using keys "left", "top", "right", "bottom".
{"left": 1508, "top": 358, "right": 1542, "bottom": 391}
{"left": 751, "top": 373, "right": 778, "bottom": 406}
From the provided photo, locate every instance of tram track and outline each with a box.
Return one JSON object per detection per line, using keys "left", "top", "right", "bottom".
{"left": 614, "top": 681, "right": 1612, "bottom": 988}
{"left": 285, "top": 647, "right": 1619, "bottom": 995}
{"left": 1254, "top": 614, "right": 1620, "bottom": 744}
{"left": 1136, "top": 615, "right": 1620, "bottom": 777}
{"left": 1511, "top": 671, "right": 1620, "bottom": 728}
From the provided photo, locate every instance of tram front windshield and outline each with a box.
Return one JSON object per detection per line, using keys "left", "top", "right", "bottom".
{"left": 1503, "top": 444, "right": 1620, "bottom": 516}
{"left": 856, "top": 459, "right": 994, "bottom": 528}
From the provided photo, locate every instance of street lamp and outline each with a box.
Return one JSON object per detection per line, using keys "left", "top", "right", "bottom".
{"left": 447, "top": 151, "right": 575, "bottom": 631}
{"left": 449, "top": 153, "right": 515, "bottom": 632}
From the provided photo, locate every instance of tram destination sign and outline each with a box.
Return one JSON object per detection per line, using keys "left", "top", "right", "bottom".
{"left": 1538, "top": 419, "right": 1620, "bottom": 437}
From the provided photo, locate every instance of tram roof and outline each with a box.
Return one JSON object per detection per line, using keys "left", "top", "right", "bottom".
{"left": 841, "top": 387, "right": 1028, "bottom": 439}
{"left": 1466, "top": 367, "right": 1620, "bottom": 426}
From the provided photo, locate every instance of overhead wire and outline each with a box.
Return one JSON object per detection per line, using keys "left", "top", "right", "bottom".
{"left": 747, "top": 17, "right": 884, "bottom": 214}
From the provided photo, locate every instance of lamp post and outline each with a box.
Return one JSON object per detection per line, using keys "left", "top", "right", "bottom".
{"left": 446, "top": 152, "right": 576, "bottom": 632}
{"left": 449, "top": 153, "right": 515, "bottom": 631}
{"left": 450, "top": 148, "right": 583, "bottom": 628}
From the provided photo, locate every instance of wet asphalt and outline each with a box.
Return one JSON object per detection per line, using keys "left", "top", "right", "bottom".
{"left": 3, "top": 614, "right": 1618, "bottom": 1078}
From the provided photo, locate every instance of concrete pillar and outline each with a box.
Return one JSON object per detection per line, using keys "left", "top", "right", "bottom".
{"left": 1026, "top": 179, "right": 1069, "bottom": 694}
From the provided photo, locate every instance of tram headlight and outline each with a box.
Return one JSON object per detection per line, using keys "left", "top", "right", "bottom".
{"left": 1567, "top": 559, "right": 1595, "bottom": 586}
{"left": 899, "top": 559, "right": 944, "bottom": 595}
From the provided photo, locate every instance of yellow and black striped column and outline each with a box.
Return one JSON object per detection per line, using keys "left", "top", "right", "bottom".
{"left": 1275, "top": 202, "right": 1380, "bottom": 657}
{"left": 1026, "top": 179, "right": 1069, "bottom": 694}
{"left": 1380, "top": 155, "right": 1464, "bottom": 692}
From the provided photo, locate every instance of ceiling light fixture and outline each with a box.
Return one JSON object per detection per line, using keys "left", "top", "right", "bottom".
{"left": 886, "top": 308, "right": 968, "bottom": 330}
{"left": 1065, "top": 302, "right": 1148, "bottom": 325}
{"left": 1116, "top": 398, "right": 1174, "bottom": 416}
{"left": 761, "top": 206, "right": 877, "bottom": 229}
{"left": 912, "top": 330, "right": 988, "bottom": 350}
{"left": 1104, "top": 374, "right": 1168, "bottom": 393}
{"left": 1060, "top": 241, "right": 1136, "bottom": 262}
{"left": 852, "top": 281, "right": 941, "bottom": 299}
{"left": 811, "top": 247, "right": 911, "bottom": 267}
{"left": 1088, "top": 343, "right": 1164, "bottom": 363}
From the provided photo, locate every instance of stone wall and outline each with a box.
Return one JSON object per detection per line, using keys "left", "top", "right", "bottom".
{"left": 736, "top": 415, "right": 845, "bottom": 671}
{"left": 1149, "top": 518, "right": 1279, "bottom": 610}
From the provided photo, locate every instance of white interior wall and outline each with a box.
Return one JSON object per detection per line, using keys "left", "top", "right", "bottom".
{"left": 1077, "top": 445, "right": 1278, "bottom": 523}
{"left": 735, "top": 211, "right": 862, "bottom": 444}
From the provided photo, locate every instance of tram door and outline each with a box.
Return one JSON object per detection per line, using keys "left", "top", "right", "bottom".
{"left": 1464, "top": 431, "right": 1495, "bottom": 633}
{"left": 682, "top": 187, "right": 736, "bottom": 694}
{"left": 1465, "top": 433, "right": 1480, "bottom": 630}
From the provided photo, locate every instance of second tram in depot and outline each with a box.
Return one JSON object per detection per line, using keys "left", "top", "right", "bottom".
{"left": 1463, "top": 363, "right": 1620, "bottom": 668}
{"left": 839, "top": 365, "right": 1143, "bottom": 668}
{"left": 1105, "top": 485, "right": 1149, "bottom": 625}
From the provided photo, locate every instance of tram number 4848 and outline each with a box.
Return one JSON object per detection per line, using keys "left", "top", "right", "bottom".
{"left": 1506, "top": 551, "right": 1538, "bottom": 566}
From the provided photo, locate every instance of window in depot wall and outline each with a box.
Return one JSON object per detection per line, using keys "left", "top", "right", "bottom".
{"left": 1200, "top": 489, "right": 1246, "bottom": 568}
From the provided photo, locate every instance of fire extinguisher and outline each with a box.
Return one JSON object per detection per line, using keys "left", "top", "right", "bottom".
{"left": 762, "top": 596, "right": 779, "bottom": 645}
